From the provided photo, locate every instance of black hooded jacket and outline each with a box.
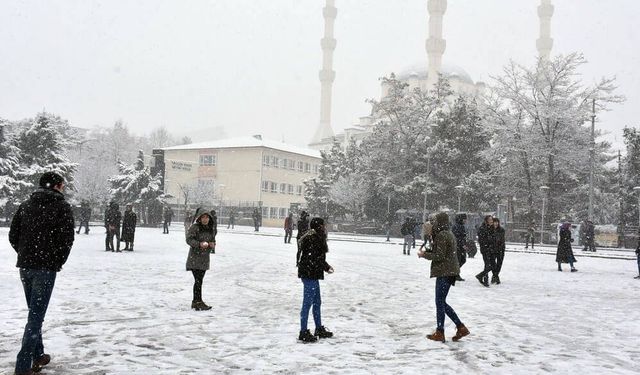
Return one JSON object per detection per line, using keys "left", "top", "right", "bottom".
{"left": 9, "top": 188, "right": 75, "bottom": 271}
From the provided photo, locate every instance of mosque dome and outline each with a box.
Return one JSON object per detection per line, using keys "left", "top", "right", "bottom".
{"left": 396, "top": 62, "right": 475, "bottom": 85}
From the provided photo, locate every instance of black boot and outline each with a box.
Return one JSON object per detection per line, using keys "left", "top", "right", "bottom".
{"left": 298, "top": 329, "right": 318, "bottom": 343}
{"left": 314, "top": 326, "right": 333, "bottom": 338}
{"left": 476, "top": 274, "right": 489, "bottom": 287}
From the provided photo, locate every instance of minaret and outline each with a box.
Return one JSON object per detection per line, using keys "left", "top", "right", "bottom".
{"left": 312, "top": 0, "right": 337, "bottom": 144}
{"left": 537, "top": 0, "right": 554, "bottom": 60}
{"left": 426, "top": 0, "right": 447, "bottom": 89}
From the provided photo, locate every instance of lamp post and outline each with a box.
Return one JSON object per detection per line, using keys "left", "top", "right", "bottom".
{"left": 218, "top": 184, "right": 226, "bottom": 223}
{"left": 455, "top": 185, "right": 463, "bottom": 213}
{"left": 540, "top": 185, "right": 550, "bottom": 245}
{"left": 634, "top": 186, "right": 640, "bottom": 227}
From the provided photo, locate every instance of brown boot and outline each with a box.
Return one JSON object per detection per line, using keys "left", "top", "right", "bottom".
{"left": 452, "top": 324, "right": 470, "bottom": 342}
{"left": 426, "top": 329, "right": 445, "bottom": 342}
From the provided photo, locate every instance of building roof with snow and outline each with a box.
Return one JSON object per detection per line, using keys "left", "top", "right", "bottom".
{"left": 161, "top": 135, "right": 321, "bottom": 159}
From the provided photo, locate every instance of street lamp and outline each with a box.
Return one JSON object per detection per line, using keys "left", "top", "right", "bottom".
{"left": 539, "top": 185, "right": 550, "bottom": 245}
{"left": 455, "top": 185, "right": 464, "bottom": 213}
{"left": 634, "top": 186, "right": 640, "bottom": 227}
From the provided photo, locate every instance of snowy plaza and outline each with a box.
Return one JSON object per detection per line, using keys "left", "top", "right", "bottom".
{"left": 1, "top": 225, "right": 638, "bottom": 374}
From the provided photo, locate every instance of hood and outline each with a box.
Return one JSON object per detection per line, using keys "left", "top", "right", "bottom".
{"left": 193, "top": 207, "right": 213, "bottom": 224}
{"left": 30, "top": 188, "right": 64, "bottom": 204}
{"left": 433, "top": 212, "right": 450, "bottom": 236}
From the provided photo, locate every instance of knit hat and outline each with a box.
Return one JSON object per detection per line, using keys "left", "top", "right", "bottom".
{"left": 310, "top": 217, "right": 325, "bottom": 231}
{"left": 39, "top": 172, "right": 64, "bottom": 189}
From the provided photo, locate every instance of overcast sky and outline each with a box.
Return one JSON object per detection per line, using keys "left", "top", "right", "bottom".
{"left": 1, "top": 0, "right": 638, "bottom": 149}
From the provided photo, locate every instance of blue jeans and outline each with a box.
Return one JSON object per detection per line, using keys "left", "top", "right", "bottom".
{"left": 16, "top": 269, "right": 57, "bottom": 373}
{"left": 300, "top": 278, "right": 322, "bottom": 332}
{"left": 435, "top": 277, "right": 462, "bottom": 332}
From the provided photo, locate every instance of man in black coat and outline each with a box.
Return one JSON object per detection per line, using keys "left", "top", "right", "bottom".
{"left": 475, "top": 215, "right": 495, "bottom": 287}
{"left": 76, "top": 200, "right": 91, "bottom": 234}
{"left": 104, "top": 202, "right": 122, "bottom": 252}
{"left": 9, "top": 172, "right": 74, "bottom": 374}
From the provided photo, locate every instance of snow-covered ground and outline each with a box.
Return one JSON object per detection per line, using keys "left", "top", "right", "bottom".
{"left": 1, "top": 225, "right": 639, "bottom": 374}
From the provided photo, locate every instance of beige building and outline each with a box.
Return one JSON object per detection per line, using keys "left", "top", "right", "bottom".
{"left": 154, "top": 135, "right": 321, "bottom": 227}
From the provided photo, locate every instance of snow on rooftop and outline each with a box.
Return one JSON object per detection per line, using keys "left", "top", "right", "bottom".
{"left": 161, "top": 136, "right": 321, "bottom": 159}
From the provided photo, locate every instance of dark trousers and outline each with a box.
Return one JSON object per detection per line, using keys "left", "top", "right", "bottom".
{"left": 15, "top": 269, "right": 57, "bottom": 374}
{"left": 636, "top": 253, "right": 640, "bottom": 275}
{"left": 254, "top": 220, "right": 259, "bottom": 231}
{"left": 76, "top": 220, "right": 89, "bottom": 234}
{"left": 583, "top": 238, "right": 596, "bottom": 252}
{"left": 494, "top": 250, "right": 505, "bottom": 276}
{"left": 227, "top": 220, "right": 234, "bottom": 229}
{"left": 300, "top": 278, "right": 322, "bottom": 332}
{"left": 525, "top": 234, "right": 535, "bottom": 249}
{"left": 477, "top": 251, "right": 496, "bottom": 279}
{"left": 435, "top": 277, "right": 462, "bottom": 331}
{"left": 457, "top": 247, "right": 466, "bottom": 268}
{"left": 106, "top": 229, "right": 120, "bottom": 251}
{"left": 163, "top": 220, "right": 170, "bottom": 233}
{"left": 285, "top": 229, "right": 292, "bottom": 243}
{"left": 191, "top": 270, "right": 206, "bottom": 302}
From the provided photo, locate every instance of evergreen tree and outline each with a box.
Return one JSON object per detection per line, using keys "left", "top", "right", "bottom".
{"left": 11, "top": 112, "right": 78, "bottom": 202}
{"left": 0, "top": 120, "right": 29, "bottom": 207}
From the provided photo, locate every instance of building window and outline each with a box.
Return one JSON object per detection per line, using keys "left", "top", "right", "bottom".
{"left": 297, "top": 161, "right": 304, "bottom": 172}
{"left": 199, "top": 154, "right": 216, "bottom": 166}
{"left": 263, "top": 155, "right": 270, "bottom": 167}
{"left": 289, "top": 159, "right": 296, "bottom": 170}
{"left": 296, "top": 185, "right": 303, "bottom": 196}
{"left": 314, "top": 164, "right": 319, "bottom": 174}
{"left": 304, "top": 162, "right": 311, "bottom": 173}
{"left": 261, "top": 180, "right": 269, "bottom": 192}
{"left": 279, "top": 183, "right": 286, "bottom": 194}
{"left": 270, "top": 182, "right": 278, "bottom": 193}
{"left": 281, "top": 159, "right": 288, "bottom": 169}
{"left": 271, "top": 156, "right": 279, "bottom": 168}
{"left": 270, "top": 207, "right": 278, "bottom": 218}
{"left": 287, "top": 184, "right": 294, "bottom": 195}
{"left": 262, "top": 206, "right": 269, "bottom": 218}
{"left": 279, "top": 208, "right": 287, "bottom": 219}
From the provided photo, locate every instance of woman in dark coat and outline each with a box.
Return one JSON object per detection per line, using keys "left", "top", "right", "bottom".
{"left": 492, "top": 218, "right": 506, "bottom": 284}
{"left": 556, "top": 222, "right": 577, "bottom": 272}
{"left": 121, "top": 204, "right": 137, "bottom": 251}
{"left": 296, "top": 217, "right": 334, "bottom": 343}
{"left": 186, "top": 208, "right": 216, "bottom": 310}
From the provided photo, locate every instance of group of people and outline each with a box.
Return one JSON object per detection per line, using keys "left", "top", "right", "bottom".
{"left": 104, "top": 202, "right": 137, "bottom": 252}
{"left": 9, "top": 172, "right": 640, "bottom": 373}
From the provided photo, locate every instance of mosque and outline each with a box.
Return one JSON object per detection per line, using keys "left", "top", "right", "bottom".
{"left": 308, "top": 0, "right": 554, "bottom": 151}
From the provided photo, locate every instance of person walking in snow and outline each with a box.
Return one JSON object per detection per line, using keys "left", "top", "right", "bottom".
{"left": 104, "top": 202, "right": 122, "bottom": 252}
{"left": 525, "top": 221, "right": 535, "bottom": 249}
{"left": 186, "top": 208, "right": 217, "bottom": 311}
{"left": 162, "top": 205, "right": 174, "bottom": 234}
{"left": 227, "top": 208, "right": 235, "bottom": 229}
{"left": 9, "top": 172, "right": 75, "bottom": 375}
{"left": 492, "top": 218, "right": 506, "bottom": 284}
{"left": 475, "top": 215, "right": 495, "bottom": 287}
{"left": 296, "top": 217, "right": 334, "bottom": 343}
{"left": 418, "top": 212, "right": 469, "bottom": 343}
{"left": 584, "top": 220, "right": 596, "bottom": 252}
{"left": 76, "top": 200, "right": 91, "bottom": 235}
{"left": 183, "top": 210, "right": 193, "bottom": 233}
{"left": 121, "top": 204, "right": 137, "bottom": 251}
{"left": 252, "top": 208, "right": 261, "bottom": 232}
{"left": 451, "top": 214, "right": 467, "bottom": 281}
{"left": 556, "top": 222, "right": 578, "bottom": 272}
{"left": 401, "top": 217, "right": 414, "bottom": 255}
{"left": 284, "top": 212, "right": 294, "bottom": 244}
